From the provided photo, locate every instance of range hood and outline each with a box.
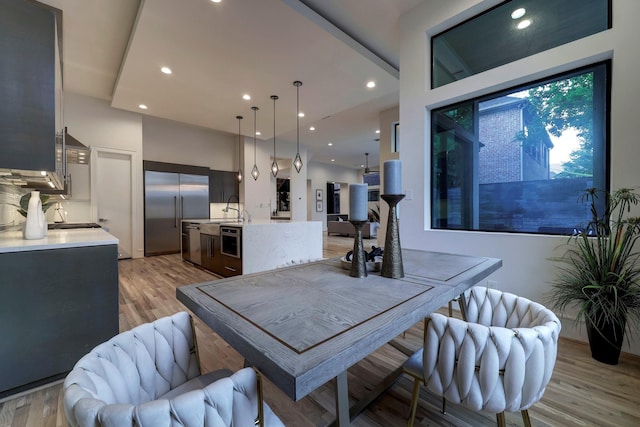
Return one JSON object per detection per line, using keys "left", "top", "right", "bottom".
{"left": 0, "top": 128, "right": 90, "bottom": 195}
{"left": 65, "top": 132, "right": 90, "bottom": 165}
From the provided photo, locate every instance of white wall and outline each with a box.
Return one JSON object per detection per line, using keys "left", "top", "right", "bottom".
{"left": 377, "top": 106, "right": 400, "bottom": 246}
{"left": 64, "top": 92, "right": 144, "bottom": 257}
{"left": 63, "top": 93, "right": 242, "bottom": 258}
{"left": 400, "top": 0, "right": 640, "bottom": 354}
{"left": 142, "top": 115, "right": 236, "bottom": 170}
{"left": 242, "top": 136, "right": 309, "bottom": 221}
{"left": 307, "top": 162, "right": 360, "bottom": 230}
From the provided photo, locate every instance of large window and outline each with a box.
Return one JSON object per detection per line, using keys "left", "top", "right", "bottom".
{"left": 431, "top": 62, "right": 609, "bottom": 234}
{"left": 432, "top": 0, "right": 610, "bottom": 88}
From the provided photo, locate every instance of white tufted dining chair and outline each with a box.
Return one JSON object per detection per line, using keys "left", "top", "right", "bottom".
{"left": 402, "top": 286, "right": 561, "bottom": 427}
{"left": 63, "top": 311, "right": 284, "bottom": 427}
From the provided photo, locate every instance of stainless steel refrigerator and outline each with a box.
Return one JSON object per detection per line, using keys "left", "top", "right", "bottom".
{"left": 144, "top": 171, "right": 209, "bottom": 256}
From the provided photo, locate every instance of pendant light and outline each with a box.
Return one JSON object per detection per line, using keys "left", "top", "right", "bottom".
{"left": 251, "top": 106, "right": 260, "bottom": 180}
{"left": 364, "top": 152, "right": 370, "bottom": 174}
{"left": 270, "top": 95, "right": 279, "bottom": 177}
{"left": 236, "top": 115, "right": 243, "bottom": 183}
{"left": 293, "top": 80, "right": 303, "bottom": 173}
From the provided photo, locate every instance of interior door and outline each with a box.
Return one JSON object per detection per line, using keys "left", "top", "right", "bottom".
{"left": 95, "top": 150, "right": 133, "bottom": 259}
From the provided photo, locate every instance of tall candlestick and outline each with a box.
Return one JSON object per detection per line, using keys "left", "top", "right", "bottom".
{"left": 384, "top": 159, "right": 402, "bottom": 195}
{"left": 349, "top": 183, "right": 368, "bottom": 221}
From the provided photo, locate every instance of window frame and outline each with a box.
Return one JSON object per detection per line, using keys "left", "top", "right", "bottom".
{"left": 430, "top": 0, "right": 612, "bottom": 89}
{"left": 430, "top": 60, "right": 611, "bottom": 235}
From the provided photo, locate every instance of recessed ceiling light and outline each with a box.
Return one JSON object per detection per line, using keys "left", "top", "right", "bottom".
{"left": 160, "top": 66, "right": 172, "bottom": 74}
{"left": 255, "top": 131, "right": 261, "bottom": 136}
{"left": 139, "top": 104, "right": 148, "bottom": 110}
{"left": 511, "top": 8, "right": 526, "bottom": 19}
{"left": 517, "top": 19, "right": 532, "bottom": 29}
{"left": 298, "top": 112, "right": 305, "bottom": 118}
{"left": 211, "top": 0, "right": 221, "bottom": 3}
{"left": 309, "top": 126, "right": 315, "bottom": 131}
{"left": 331, "top": 159, "right": 335, "bottom": 162}
{"left": 375, "top": 129, "right": 380, "bottom": 134}
{"left": 328, "top": 142, "right": 333, "bottom": 146}
{"left": 366, "top": 81, "right": 376, "bottom": 88}
{"left": 242, "top": 94, "right": 251, "bottom": 100}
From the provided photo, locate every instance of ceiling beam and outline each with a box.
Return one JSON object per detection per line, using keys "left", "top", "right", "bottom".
{"left": 280, "top": 0, "right": 400, "bottom": 79}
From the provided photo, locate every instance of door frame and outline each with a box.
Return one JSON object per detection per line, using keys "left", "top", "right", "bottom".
{"left": 90, "top": 146, "right": 140, "bottom": 258}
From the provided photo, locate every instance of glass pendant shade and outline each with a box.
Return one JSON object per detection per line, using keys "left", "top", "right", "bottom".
{"left": 293, "top": 80, "right": 303, "bottom": 173}
{"left": 294, "top": 153, "right": 303, "bottom": 173}
{"left": 236, "top": 115, "right": 243, "bottom": 183}
{"left": 251, "top": 164, "right": 260, "bottom": 180}
{"left": 251, "top": 106, "right": 259, "bottom": 181}
{"left": 271, "top": 95, "right": 279, "bottom": 177}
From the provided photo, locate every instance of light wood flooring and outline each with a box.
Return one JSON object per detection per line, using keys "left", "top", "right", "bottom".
{"left": 2, "top": 234, "right": 640, "bottom": 426}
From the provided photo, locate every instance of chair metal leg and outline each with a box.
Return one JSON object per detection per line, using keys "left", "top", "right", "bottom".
{"left": 496, "top": 412, "right": 506, "bottom": 427}
{"left": 521, "top": 409, "right": 532, "bottom": 427}
{"left": 441, "top": 397, "right": 447, "bottom": 414}
{"left": 407, "top": 378, "right": 421, "bottom": 427}
{"left": 448, "top": 300, "right": 453, "bottom": 317}
{"left": 255, "top": 369, "right": 265, "bottom": 427}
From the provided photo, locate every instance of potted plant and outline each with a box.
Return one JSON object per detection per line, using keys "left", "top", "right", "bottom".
{"left": 368, "top": 204, "right": 380, "bottom": 223}
{"left": 549, "top": 187, "right": 640, "bottom": 365}
{"left": 12, "top": 192, "right": 55, "bottom": 218}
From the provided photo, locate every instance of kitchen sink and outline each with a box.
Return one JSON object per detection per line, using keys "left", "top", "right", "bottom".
{"left": 48, "top": 223, "right": 102, "bottom": 230}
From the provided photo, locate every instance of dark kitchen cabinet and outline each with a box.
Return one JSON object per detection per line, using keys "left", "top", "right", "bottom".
{"left": 209, "top": 170, "right": 239, "bottom": 203}
{"left": 0, "top": 0, "right": 61, "bottom": 173}
{"left": 200, "top": 233, "right": 222, "bottom": 275}
{"left": 0, "top": 244, "right": 118, "bottom": 397}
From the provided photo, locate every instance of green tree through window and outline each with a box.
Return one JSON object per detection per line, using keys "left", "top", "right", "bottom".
{"left": 431, "top": 62, "right": 609, "bottom": 234}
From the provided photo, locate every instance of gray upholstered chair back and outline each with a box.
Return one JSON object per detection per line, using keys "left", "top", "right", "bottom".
{"left": 63, "top": 312, "right": 280, "bottom": 426}
{"left": 404, "top": 286, "right": 561, "bottom": 426}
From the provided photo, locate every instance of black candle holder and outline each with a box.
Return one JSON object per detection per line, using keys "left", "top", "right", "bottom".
{"left": 381, "top": 194, "right": 405, "bottom": 278}
{"left": 349, "top": 220, "right": 367, "bottom": 278}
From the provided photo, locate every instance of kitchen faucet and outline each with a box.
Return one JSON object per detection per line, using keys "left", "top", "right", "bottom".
{"left": 222, "top": 195, "right": 242, "bottom": 221}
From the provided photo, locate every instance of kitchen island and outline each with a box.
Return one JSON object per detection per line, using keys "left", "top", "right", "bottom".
{"left": 0, "top": 228, "right": 119, "bottom": 397}
{"left": 241, "top": 220, "right": 323, "bottom": 274}
{"left": 183, "top": 219, "right": 322, "bottom": 276}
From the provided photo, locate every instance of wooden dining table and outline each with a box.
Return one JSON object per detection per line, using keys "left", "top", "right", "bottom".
{"left": 177, "top": 249, "right": 502, "bottom": 426}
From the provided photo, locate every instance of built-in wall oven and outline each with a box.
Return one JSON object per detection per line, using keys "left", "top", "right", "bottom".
{"left": 220, "top": 226, "right": 242, "bottom": 276}
{"left": 221, "top": 227, "right": 241, "bottom": 257}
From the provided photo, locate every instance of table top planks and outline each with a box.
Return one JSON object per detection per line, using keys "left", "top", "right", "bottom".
{"left": 177, "top": 249, "right": 501, "bottom": 400}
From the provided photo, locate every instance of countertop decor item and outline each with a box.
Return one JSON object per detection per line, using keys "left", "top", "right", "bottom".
{"left": 349, "top": 220, "right": 368, "bottom": 278}
{"left": 349, "top": 183, "right": 368, "bottom": 221}
{"left": 24, "top": 191, "right": 46, "bottom": 240}
{"left": 381, "top": 193, "right": 405, "bottom": 278}
{"left": 13, "top": 191, "right": 54, "bottom": 218}
{"left": 384, "top": 159, "right": 402, "bottom": 195}
{"left": 549, "top": 187, "right": 640, "bottom": 365}
{"left": 341, "top": 255, "right": 382, "bottom": 272}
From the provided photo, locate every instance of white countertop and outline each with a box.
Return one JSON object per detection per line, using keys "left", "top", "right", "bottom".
{"left": 182, "top": 219, "right": 311, "bottom": 228}
{"left": 0, "top": 228, "right": 119, "bottom": 253}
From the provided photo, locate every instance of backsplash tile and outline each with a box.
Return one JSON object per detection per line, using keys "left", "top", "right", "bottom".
{"left": 0, "top": 184, "right": 26, "bottom": 231}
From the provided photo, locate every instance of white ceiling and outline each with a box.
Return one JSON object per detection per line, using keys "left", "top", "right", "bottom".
{"left": 40, "top": 0, "right": 424, "bottom": 170}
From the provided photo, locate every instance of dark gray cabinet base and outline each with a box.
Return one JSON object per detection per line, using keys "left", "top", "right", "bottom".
{"left": 0, "top": 245, "right": 119, "bottom": 397}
